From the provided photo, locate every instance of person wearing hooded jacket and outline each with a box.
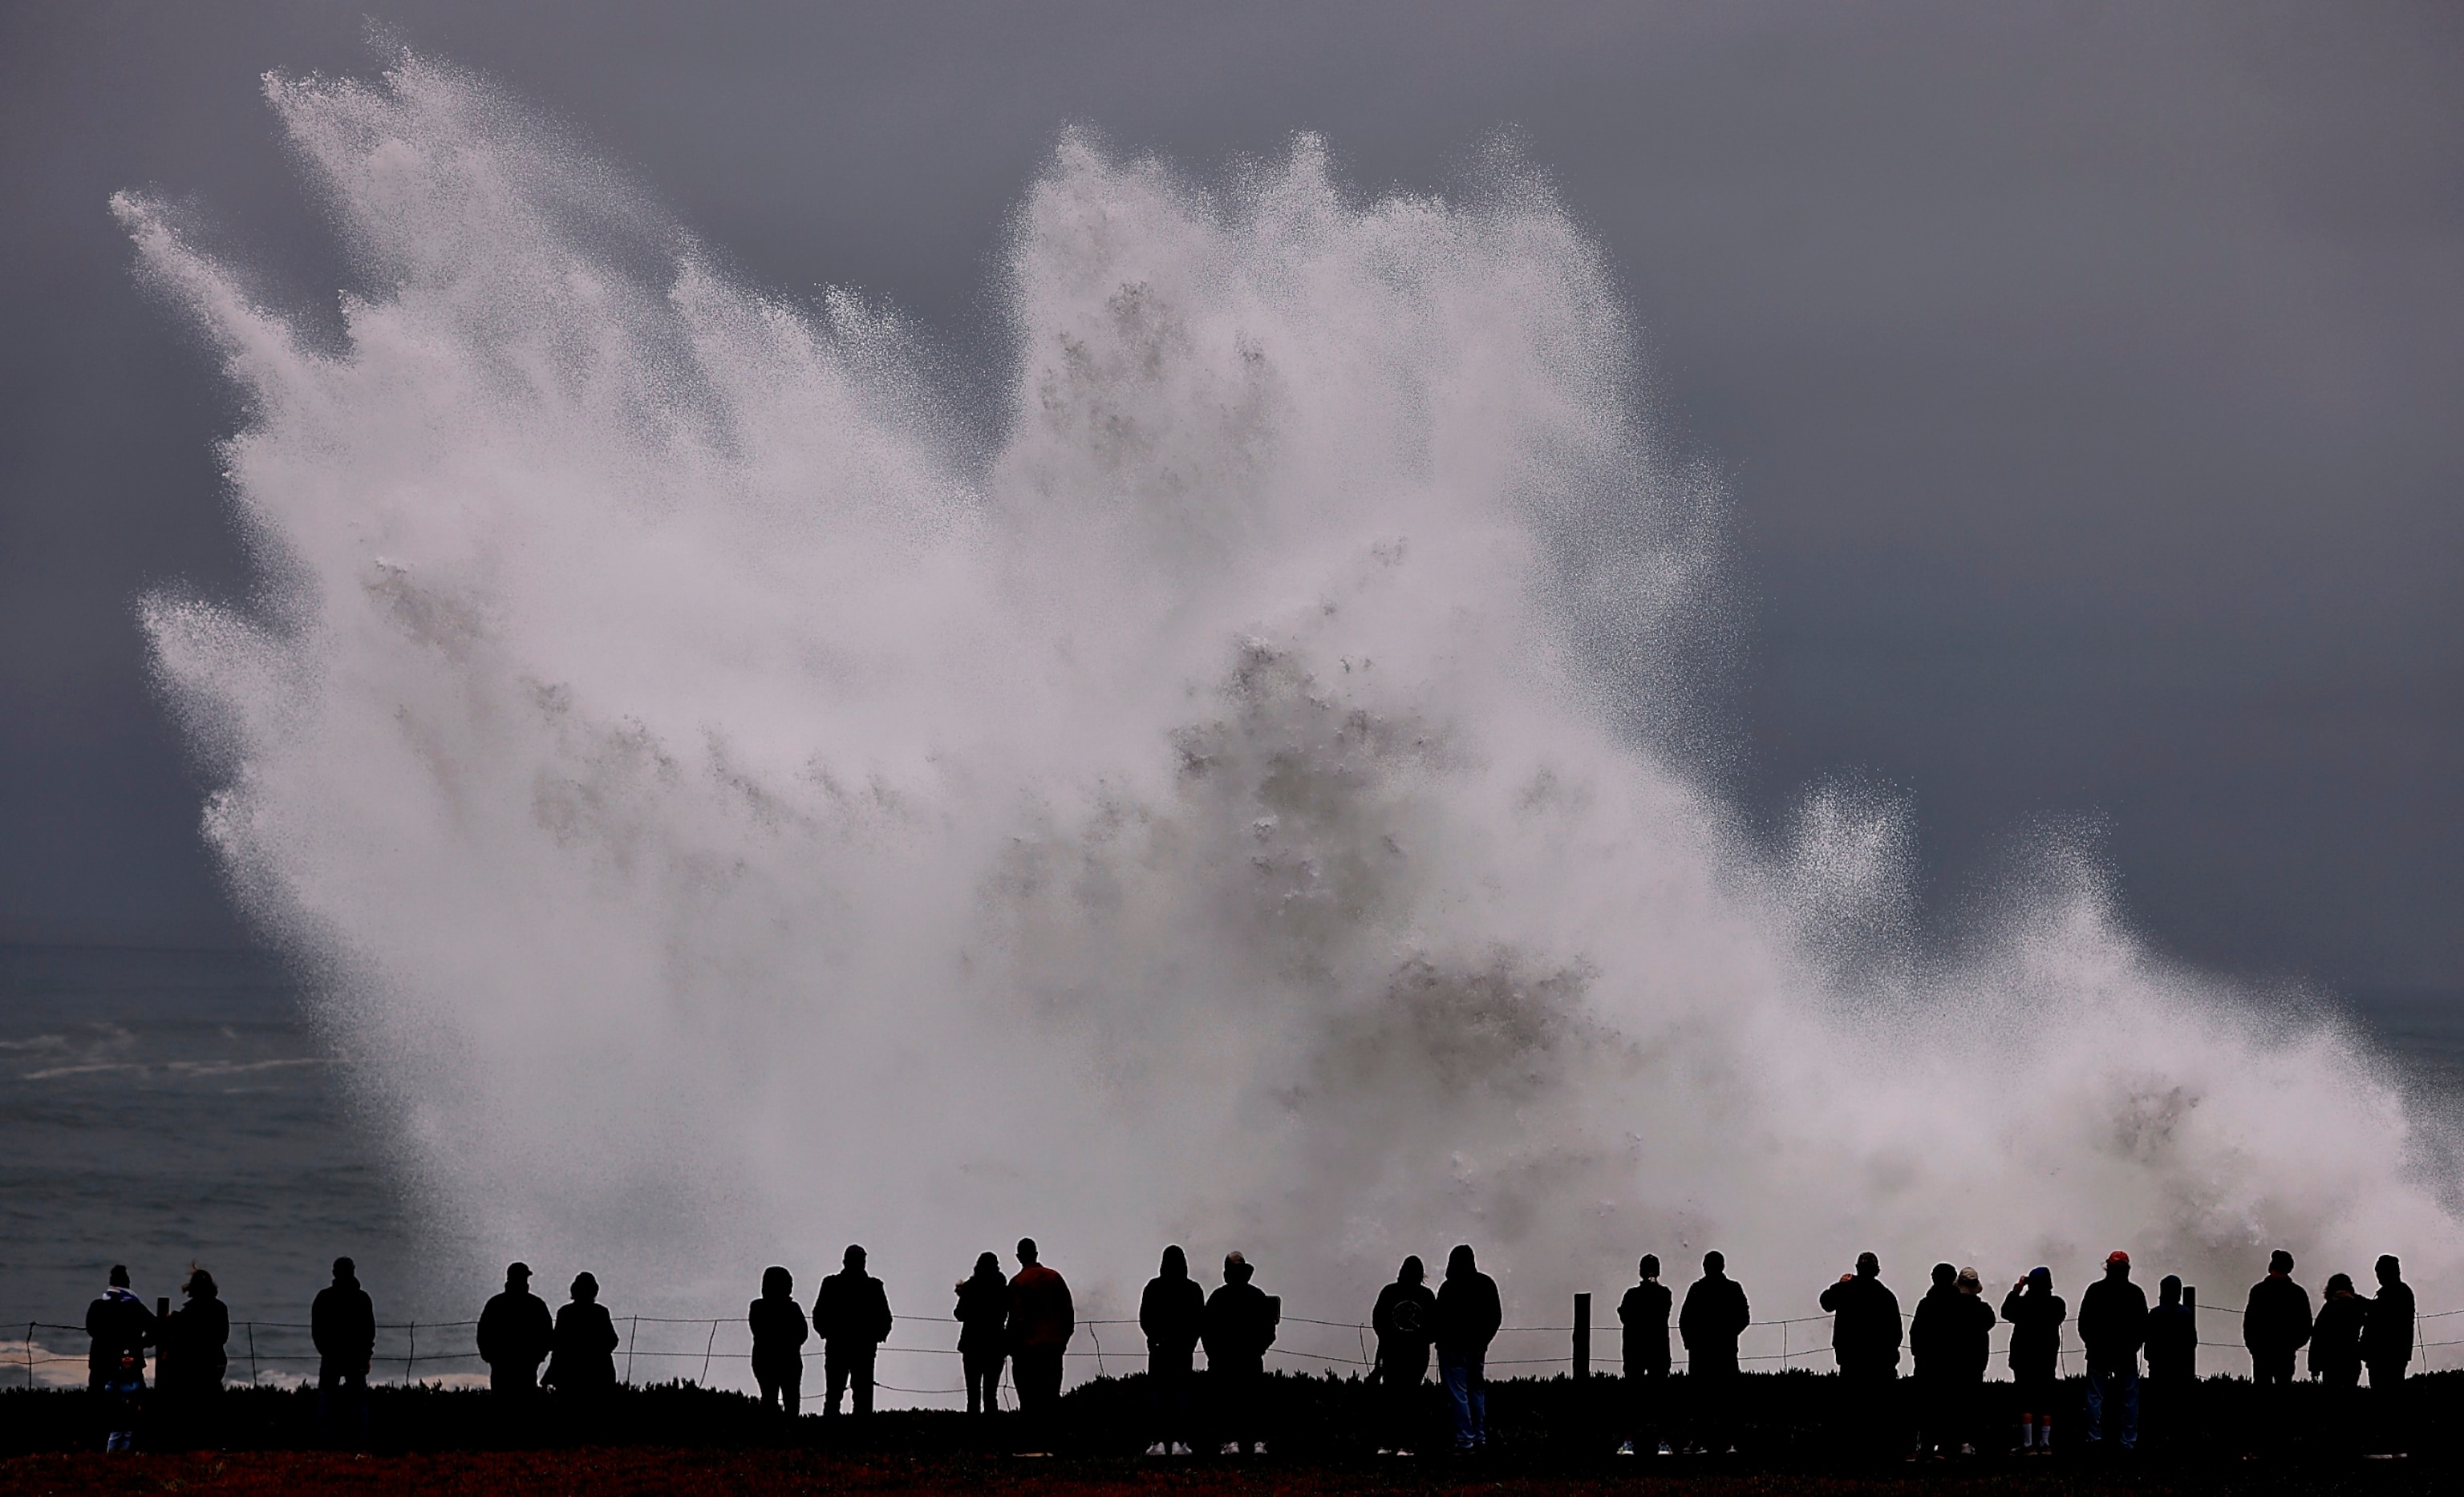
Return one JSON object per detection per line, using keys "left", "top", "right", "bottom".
{"left": 1818, "top": 1252, "right": 1902, "bottom": 1459}
{"left": 748, "top": 1265, "right": 808, "bottom": 1414}
{"left": 1615, "top": 1255, "right": 1673, "bottom": 1456}
{"left": 1202, "top": 1252, "right": 1278, "bottom": 1454}
{"left": 1372, "top": 1256, "right": 1437, "bottom": 1455}
{"left": 1140, "top": 1245, "right": 1205, "bottom": 1454}
{"left": 2143, "top": 1276, "right": 2197, "bottom": 1450}
{"left": 813, "top": 1244, "right": 894, "bottom": 1418}
{"left": 1434, "top": 1244, "right": 1502, "bottom": 1452}
{"left": 311, "top": 1257, "right": 376, "bottom": 1445}
{"left": 544, "top": 1272, "right": 619, "bottom": 1397}
{"left": 2077, "top": 1250, "right": 2148, "bottom": 1450}
{"left": 954, "top": 1252, "right": 1008, "bottom": 1415}
{"left": 479, "top": 1262, "right": 554, "bottom": 1396}
{"left": 1679, "top": 1251, "right": 1750, "bottom": 1455}
{"left": 2000, "top": 1267, "right": 2065, "bottom": 1454}
{"left": 85, "top": 1265, "right": 156, "bottom": 1394}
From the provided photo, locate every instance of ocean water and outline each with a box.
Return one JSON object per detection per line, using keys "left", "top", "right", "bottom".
{"left": 0, "top": 944, "right": 419, "bottom": 1386}
{"left": 6, "top": 940, "right": 2461, "bottom": 1393}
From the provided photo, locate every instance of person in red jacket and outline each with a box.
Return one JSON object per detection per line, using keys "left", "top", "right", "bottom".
{"left": 1007, "top": 1237, "right": 1075, "bottom": 1430}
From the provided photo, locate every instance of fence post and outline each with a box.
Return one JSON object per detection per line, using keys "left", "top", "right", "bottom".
{"left": 407, "top": 1321, "right": 417, "bottom": 1386}
{"left": 2183, "top": 1287, "right": 2196, "bottom": 1378}
{"left": 248, "top": 1321, "right": 258, "bottom": 1386}
{"left": 23, "top": 1322, "right": 31, "bottom": 1390}
{"left": 701, "top": 1319, "right": 718, "bottom": 1387}
{"left": 1573, "top": 1293, "right": 1591, "bottom": 1381}
{"left": 625, "top": 1317, "right": 638, "bottom": 1386}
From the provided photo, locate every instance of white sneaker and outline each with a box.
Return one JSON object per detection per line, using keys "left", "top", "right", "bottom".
{"left": 1616, "top": 1442, "right": 1635, "bottom": 1455}
{"left": 1218, "top": 1443, "right": 1238, "bottom": 1456}
{"left": 1254, "top": 1443, "right": 1268, "bottom": 1456}
{"left": 1656, "top": 1442, "right": 1674, "bottom": 1456}
{"left": 1145, "top": 1443, "right": 1168, "bottom": 1457}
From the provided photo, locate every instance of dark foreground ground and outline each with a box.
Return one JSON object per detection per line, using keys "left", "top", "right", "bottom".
{"left": 1, "top": 1371, "right": 2453, "bottom": 1492}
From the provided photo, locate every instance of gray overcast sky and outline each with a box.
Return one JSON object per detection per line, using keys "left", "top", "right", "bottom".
{"left": 2, "top": 2, "right": 2458, "bottom": 989}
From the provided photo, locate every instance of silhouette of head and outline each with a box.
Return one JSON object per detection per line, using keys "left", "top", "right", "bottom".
{"left": 763, "top": 1265, "right": 792, "bottom": 1298}
{"left": 333, "top": 1256, "right": 356, "bottom": 1285}
{"left": 844, "top": 1244, "right": 866, "bottom": 1269}
{"left": 2269, "top": 1249, "right": 2295, "bottom": 1276}
{"left": 1704, "top": 1250, "right": 1725, "bottom": 1275}
{"left": 2159, "top": 1274, "right": 2182, "bottom": 1305}
{"left": 185, "top": 1267, "right": 217, "bottom": 1300}
{"left": 1931, "top": 1262, "right": 1955, "bottom": 1288}
{"left": 1161, "top": 1244, "right": 1187, "bottom": 1280}
{"left": 1017, "top": 1238, "right": 1039, "bottom": 1265}
{"left": 572, "top": 1272, "right": 598, "bottom": 1303}
{"left": 2326, "top": 1272, "right": 2355, "bottom": 1297}
{"left": 2028, "top": 1266, "right": 2051, "bottom": 1289}
{"left": 2377, "top": 1255, "right": 2401, "bottom": 1285}
{"left": 1400, "top": 1255, "right": 1424, "bottom": 1285}
{"left": 506, "top": 1261, "right": 531, "bottom": 1289}
{"left": 1225, "top": 1250, "right": 1254, "bottom": 1285}
{"left": 1639, "top": 1254, "right": 1660, "bottom": 1281}
{"left": 1855, "top": 1252, "right": 1879, "bottom": 1277}
{"left": 975, "top": 1252, "right": 1001, "bottom": 1279}
{"left": 1447, "top": 1244, "right": 1477, "bottom": 1279}
{"left": 108, "top": 1264, "right": 130, "bottom": 1289}
{"left": 2105, "top": 1250, "right": 2130, "bottom": 1278}
{"left": 1956, "top": 1268, "right": 1981, "bottom": 1296}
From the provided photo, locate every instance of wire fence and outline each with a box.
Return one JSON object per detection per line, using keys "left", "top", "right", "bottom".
{"left": 11, "top": 1296, "right": 2459, "bottom": 1402}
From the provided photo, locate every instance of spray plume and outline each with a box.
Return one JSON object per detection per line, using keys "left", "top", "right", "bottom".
{"left": 117, "top": 53, "right": 2456, "bottom": 1357}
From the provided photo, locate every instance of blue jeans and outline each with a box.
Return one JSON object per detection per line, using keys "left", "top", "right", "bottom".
{"left": 2085, "top": 1365, "right": 2138, "bottom": 1448}
{"left": 1439, "top": 1350, "right": 1486, "bottom": 1449}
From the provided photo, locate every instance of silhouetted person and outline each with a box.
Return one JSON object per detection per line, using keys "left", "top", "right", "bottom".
{"left": 2077, "top": 1250, "right": 2146, "bottom": 1451}
{"left": 2242, "top": 1250, "right": 2312, "bottom": 1391}
{"left": 85, "top": 1264, "right": 156, "bottom": 1394}
{"left": 544, "top": 1272, "right": 618, "bottom": 1398}
{"left": 2363, "top": 1255, "right": 2414, "bottom": 1453}
{"left": 954, "top": 1252, "right": 1008, "bottom": 1415}
{"left": 1819, "top": 1251, "right": 1901, "bottom": 1459}
{"left": 748, "top": 1265, "right": 808, "bottom": 1414}
{"left": 1372, "top": 1255, "right": 1437, "bottom": 1455}
{"left": 478, "top": 1261, "right": 553, "bottom": 1395}
{"left": 1006, "top": 1238, "right": 1074, "bottom": 1434}
{"left": 1434, "top": 1244, "right": 1501, "bottom": 1453}
{"left": 814, "top": 1244, "right": 893, "bottom": 1418}
{"left": 312, "top": 1257, "right": 375, "bottom": 1445}
{"left": 2309, "top": 1271, "right": 2365, "bottom": 1450}
{"left": 1911, "top": 1264, "right": 1993, "bottom": 1457}
{"left": 1679, "top": 1251, "right": 1750, "bottom": 1455}
{"left": 1616, "top": 1254, "right": 1672, "bottom": 1456}
{"left": 1202, "top": 1251, "right": 1278, "bottom": 1454}
{"left": 101, "top": 1348, "right": 146, "bottom": 1452}
{"left": 2143, "top": 1274, "right": 2197, "bottom": 1451}
{"left": 1140, "top": 1244, "right": 1205, "bottom": 1454}
{"left": 157, "top": 1268, "right": 229, "bottom": 1445}
{"left": 2000, "top": 1267, "right": 2065, "bottom": 1454}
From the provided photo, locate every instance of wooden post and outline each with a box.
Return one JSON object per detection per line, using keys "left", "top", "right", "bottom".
{"left": 2183, "top": 1287, "right": 2196, "bottom": 1378}
{"left": 1574, "top": 1292, "right": 1591, "bottom": 1381}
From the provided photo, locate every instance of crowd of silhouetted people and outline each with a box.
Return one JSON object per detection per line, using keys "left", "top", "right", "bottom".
{"left": 75, "top": 1239, "right": 2427, "bottom": 1459}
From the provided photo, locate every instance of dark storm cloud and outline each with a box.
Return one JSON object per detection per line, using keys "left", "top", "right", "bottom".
{"left": 2, "top": 2, "right": 2457, "bottom": 985}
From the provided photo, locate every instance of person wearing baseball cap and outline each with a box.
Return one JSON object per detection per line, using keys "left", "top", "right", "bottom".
{"left": 2077, "top": 1251, "right": 2148, "bottom": 1450}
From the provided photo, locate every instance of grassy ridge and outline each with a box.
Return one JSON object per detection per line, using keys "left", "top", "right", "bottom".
{"left": 1, "top": 1369, "right": 2452, "bottom": 1467}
